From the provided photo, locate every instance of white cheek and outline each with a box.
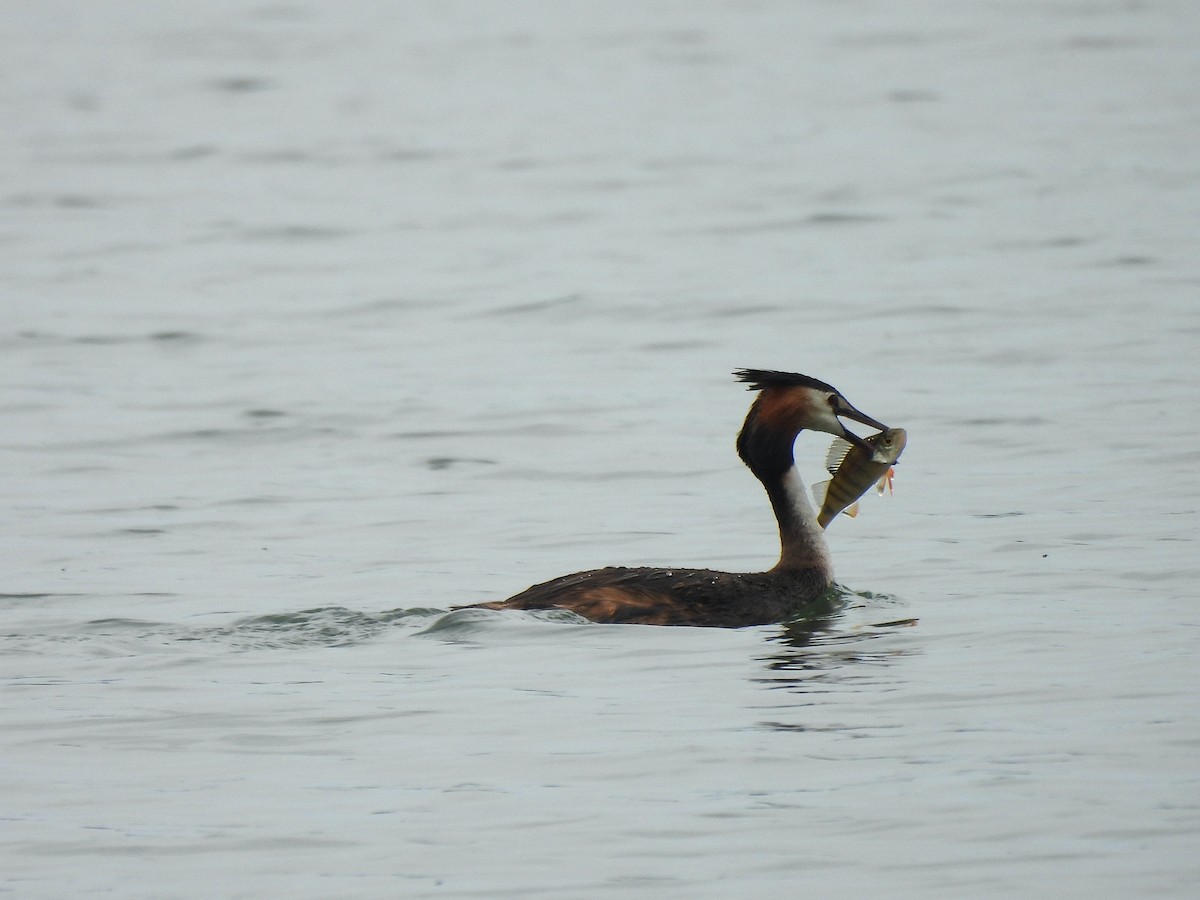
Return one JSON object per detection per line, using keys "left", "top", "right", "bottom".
{"left": 810, "top": 401, "right": 844, "bottom": 436}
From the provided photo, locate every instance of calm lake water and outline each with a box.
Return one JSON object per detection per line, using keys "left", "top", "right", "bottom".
{"left": 3, "top": 1, "right": 1198, "bottom": 897}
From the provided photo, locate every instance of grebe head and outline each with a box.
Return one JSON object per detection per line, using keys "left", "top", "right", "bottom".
{"left": 734, "top": 368, "right": 885, "bottom": 454}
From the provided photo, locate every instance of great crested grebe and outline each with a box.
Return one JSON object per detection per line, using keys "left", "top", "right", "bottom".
{"left": 465, "top": 369, "right": 888, "bottom": 628}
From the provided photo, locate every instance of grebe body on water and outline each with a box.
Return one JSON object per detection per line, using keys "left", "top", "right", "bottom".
{"left": 467, "top": 369, "right": 887, "bottom": 628}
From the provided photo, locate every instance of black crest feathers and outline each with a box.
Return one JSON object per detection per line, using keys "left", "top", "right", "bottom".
{"left": 733, "top": 369, "right": 836, "bottom": 394}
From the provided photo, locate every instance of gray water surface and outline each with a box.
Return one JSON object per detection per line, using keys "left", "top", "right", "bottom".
{"left": 3, "top": 1, "right": 1198, "bottom": 897}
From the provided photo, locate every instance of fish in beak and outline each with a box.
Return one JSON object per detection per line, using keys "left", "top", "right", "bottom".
{"left": 812, "top": 427, "right": 907, "bottom": 528}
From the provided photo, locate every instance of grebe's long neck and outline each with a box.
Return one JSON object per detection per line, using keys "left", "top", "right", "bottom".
{"left": 737, "top": 411, "right": 834, "bottom": 577}
{"left": 767, "top": 465, "right": 832, "bottom": 574}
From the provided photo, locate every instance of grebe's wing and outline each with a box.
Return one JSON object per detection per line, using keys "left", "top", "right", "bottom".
{"left": 460, "top": 566, "right": 798, "bottom": 627}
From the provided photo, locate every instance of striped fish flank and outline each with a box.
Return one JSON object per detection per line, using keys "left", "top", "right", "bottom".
{"left": 813, "top": 427, "right": 907, "bottom": 529}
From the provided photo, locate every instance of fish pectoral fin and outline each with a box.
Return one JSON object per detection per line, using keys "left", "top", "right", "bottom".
{"left": 874, "top": 468, "right": 895, "bottom": 496}
{"left": 842, "top": 501, "right": 861, "bottom": 519}
{"left": 873, "top": 472, "right": 892, "bottom": 501}
{"left": 823, "top": 438, "right": 853, "bottom": 475}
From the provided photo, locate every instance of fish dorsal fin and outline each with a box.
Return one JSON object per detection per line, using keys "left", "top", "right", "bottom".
{"left": 812, "top": 479, "right": 831, "bottom": 508}
{"left": 824, "top": 437, "right": 853, "bottom": 474}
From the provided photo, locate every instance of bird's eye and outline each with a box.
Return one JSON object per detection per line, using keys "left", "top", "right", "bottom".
{"left": 827, "top": 394, "right": 840, "bottom": 410}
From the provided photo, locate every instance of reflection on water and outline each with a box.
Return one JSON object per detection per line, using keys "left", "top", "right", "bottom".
{"left": 757, "top": 585, "right": 920, "bottom": 692}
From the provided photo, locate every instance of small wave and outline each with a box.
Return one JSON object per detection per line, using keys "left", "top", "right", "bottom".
{"left": 2, "top": 607, "right": 445, "bottom": 657}
{"left": 415, "top": 606, "right": 592, "bottom": 643}
{"left": 209, "top": 606, "right": 443, "bottom": 649}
